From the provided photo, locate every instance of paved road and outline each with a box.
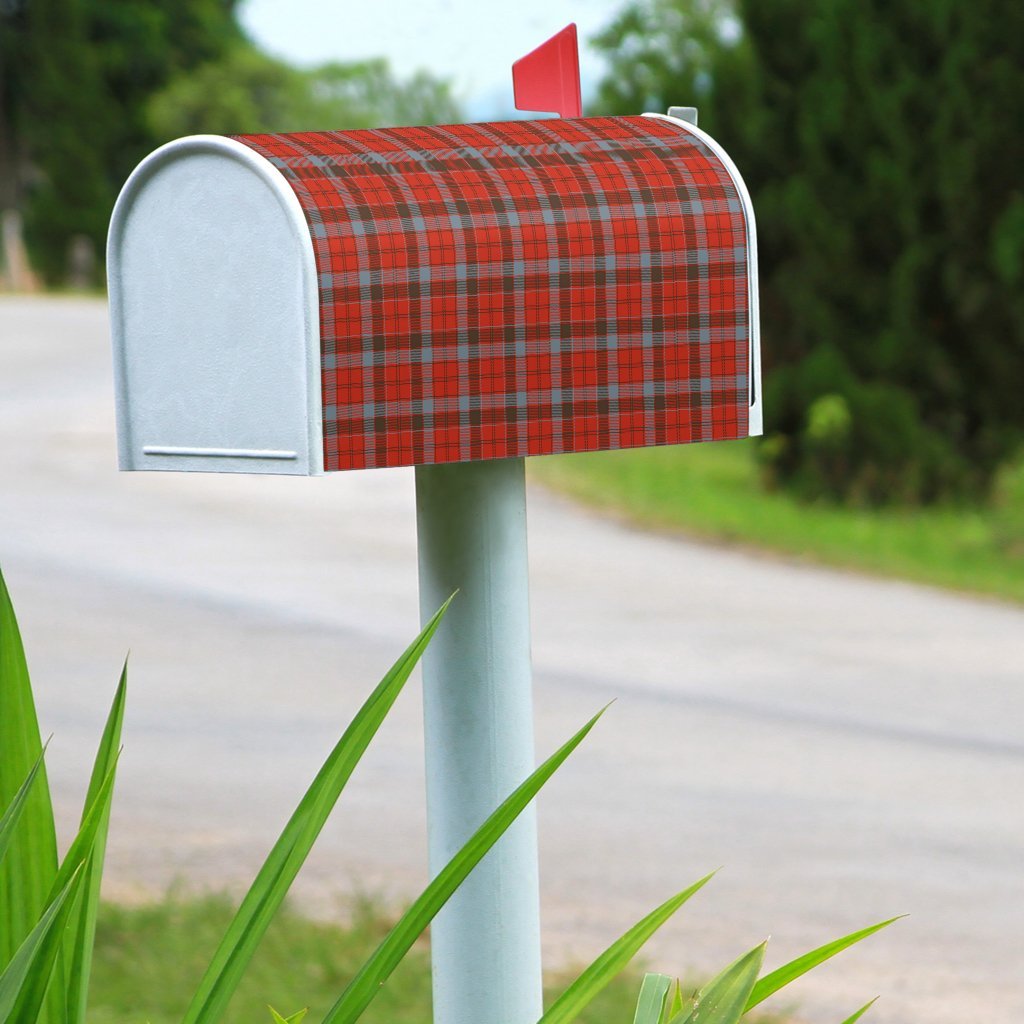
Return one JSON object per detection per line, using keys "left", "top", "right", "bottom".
{"left": 1, "top": 296, "right": 1022, "bottom": 1023}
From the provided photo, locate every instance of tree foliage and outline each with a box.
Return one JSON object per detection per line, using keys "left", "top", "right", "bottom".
{"left": 147, "top": 46, "right": 464, "bottom": 141}
{"left": 1, "top": 0, "right": 243, "bottom": 283}
{"left": 594, "top": 0, "right": 1024, "bottom": 504}
{"left": 0, "top": 1, "right": 462, "bottom": 286}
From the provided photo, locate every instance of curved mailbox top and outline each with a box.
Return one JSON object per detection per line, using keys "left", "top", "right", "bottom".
{"left": 109, "top": 114, "right": 759, "bottom": 475}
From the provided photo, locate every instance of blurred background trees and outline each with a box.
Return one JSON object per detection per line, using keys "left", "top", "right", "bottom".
{"left": 146, "top": 49, "right": 463, "bottom": 145}
{"left": 1, "top": 0, "right": 244, "bottom": 283}
{"left": 595, "top": 0, "right": 1024, "bottom": 504}
{"left": 1, "top": 0, "right": 1021, "bottom": 510}
{"left": 0, "top": 0, "right": 462, "bottom": 287}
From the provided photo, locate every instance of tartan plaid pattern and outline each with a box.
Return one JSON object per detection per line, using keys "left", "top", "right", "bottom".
{"left": 236, "top": 116, "right": 751, "bottom": 471}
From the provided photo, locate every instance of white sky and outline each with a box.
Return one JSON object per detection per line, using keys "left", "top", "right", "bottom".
{"left": 239, "top": 0, "right": 626, "bottom": 119}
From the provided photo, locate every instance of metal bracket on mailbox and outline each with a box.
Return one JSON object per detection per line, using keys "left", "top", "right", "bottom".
{"left": 667, "top": 104, "right": 699, "bottom": 125}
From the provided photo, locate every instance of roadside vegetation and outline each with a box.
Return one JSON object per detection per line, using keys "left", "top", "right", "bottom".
{"left": 87, "top": 895, "right": 646, "bottom": 1024}
{"left": 531, "top": 441, "right": 1024, "bottom": 604}
{"left": 577, "top": 0, "right": 1024, "bottom": 601}
{"left": 595, "top": 0, "right": 1024, "bottom": 511}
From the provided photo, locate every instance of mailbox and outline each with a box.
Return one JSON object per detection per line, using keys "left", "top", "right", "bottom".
{"left": 106, "top": 53, "right": 765, "bottom": 1024}
{"left": 108, "top": 112, "right": 760, "bottom": 475}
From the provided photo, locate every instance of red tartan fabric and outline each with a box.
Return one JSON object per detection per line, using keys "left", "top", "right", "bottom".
{"left": 236, "top": 116, "right": 752, "bottom": 471}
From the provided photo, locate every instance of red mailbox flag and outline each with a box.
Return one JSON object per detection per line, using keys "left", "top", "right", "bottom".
{"left": 512, "top": 24, "right": 583, "bottom": 118}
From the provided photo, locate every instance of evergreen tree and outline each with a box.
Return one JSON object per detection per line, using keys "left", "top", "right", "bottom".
{"left": 1, "top": 0, "right": 242, "bottom": 284}
{"left": 594, "top": 0, "right": 1024, "bottom": 503}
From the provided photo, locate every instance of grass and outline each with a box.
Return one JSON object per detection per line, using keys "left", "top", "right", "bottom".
{"left": 88, "top": 895, "right": 432, "bottom": 1024}
{"left": 529, "top": 439, "right": 1024, "bottom": 604}
{"left": 85, "top": 895, "right": 799, "bottom": 1024}
{"left": 86, "top": 895, "right": 646, "bottom": 1024}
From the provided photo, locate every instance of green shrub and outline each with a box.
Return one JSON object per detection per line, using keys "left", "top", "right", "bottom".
{"left": 759, "top": 345, "right": 977, "bottom": 505}
{"left": 991, "top": 453, "right": 1024, "bottom": 557}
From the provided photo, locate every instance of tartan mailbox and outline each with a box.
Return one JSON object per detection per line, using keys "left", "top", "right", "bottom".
{"left": 108, "top": 112, "right": 760, "bottom": 476}
{"left": 107, "top": 28, "right": 762, "bottom": 1024}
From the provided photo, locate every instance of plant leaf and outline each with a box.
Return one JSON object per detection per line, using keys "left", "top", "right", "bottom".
{"left": 268, "top": 1008, "right": 308, "bottom": 1024}
{"left": 12, "top": 761, "right": 119, "bottom": 1022}
{"left": 321, "top": 708, "right": 607, "bottom": 1024}
{"left": 0, "top": 750, "right": 46, "bottom": 870}
{"left": 670, "top": 943, "right": 765, "bottom": 1024}
{"left": 49, "top": 762, "right": 119, "bottom": 905}
{"left": 745, "top": 918, "right": 902, "bottom": 1011}
{"left": 539, "top": 873, "right": 714, "bottom": 1024}
{"left": 0, "top": 867, "right": 85, "bottom": 1024}
{"left": 66, "top": 663, "right": 128, "bottom": 1024}
{"left": 666, "top": 980, "right": 684, "bottom": 1021}
{"left": 633, "top": 973, "right": 672, "bottom": 1024}
{"left": 839, "top": 997, "right": 878, "bottom": 1024}
{"left": 0, "top": 567, "right": 59, "bottom": 1009}
{"left": 182, "top": 597, "right": 453, "bottom": 1024}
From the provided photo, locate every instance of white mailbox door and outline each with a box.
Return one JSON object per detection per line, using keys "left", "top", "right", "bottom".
{"left": 108, "top": 137, "right": 323, "bottom": 475}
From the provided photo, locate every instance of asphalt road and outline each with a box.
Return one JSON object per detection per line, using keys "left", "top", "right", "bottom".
{"left": 1, "top": 296, "right": 1022, "bottom": 1023}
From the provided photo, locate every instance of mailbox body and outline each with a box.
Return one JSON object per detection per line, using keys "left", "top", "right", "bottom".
{"left": 109, "top": 114, "right": 760, "bottom": 475}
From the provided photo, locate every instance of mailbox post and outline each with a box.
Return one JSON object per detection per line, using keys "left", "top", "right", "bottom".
{"left": 107, "top": 25, "right": 760, "bottom": 1024}
{"left": 416, "top": 458, "right": 540, "bottom": 1023}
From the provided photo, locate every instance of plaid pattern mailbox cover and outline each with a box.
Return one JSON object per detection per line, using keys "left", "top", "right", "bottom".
{"left": 236, "top": 116, "right": 755, "bottom": 472}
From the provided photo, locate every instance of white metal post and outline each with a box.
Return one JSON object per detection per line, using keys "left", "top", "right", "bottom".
{"left": 415, "top": 457, "right": 542, "bottom": 1024}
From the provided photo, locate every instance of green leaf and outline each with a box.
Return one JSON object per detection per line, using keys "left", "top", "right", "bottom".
{"left": 839, "top": 997, "right": 878, "bottom": 1024}
{"left": 0, "top": 750, "right": 46, "bottom": 870}
{"left": 539, "top": 873, "right": 714, "bottom": 1024}
{"left": 321, "top": 708, "right": 607, "bottom": 1024}
{"left": 633, "top": 973, "right": 671, "bottom": 1024}
{"left": 12, "top": 761, "right": 119, "bottom": 1022}
{"left": 268, "top": 1008, "right": 308, "bottom": 1024}
{"left": 50, "top": 762, "right": 119, "bottom": 906}
{"left": 670, "top": 943, "right": 765, "bottom": 1024}
{"left": 0, "top": 867, "right": 85, "bottom": 1024}
{"left": 66, "top": 663, "right": 127, "bottom": 1024}
{"left": 745, "top": 918, "right": 902, "bottom": 1011}
{"left": 182, "top": 598, "right": 453, "bottom": 1024}
{"left": 0, "top": 568, "right": 59, "bottom": 996}
{"left": 666, "top": 980, "right": 684, "bottom": 1021}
